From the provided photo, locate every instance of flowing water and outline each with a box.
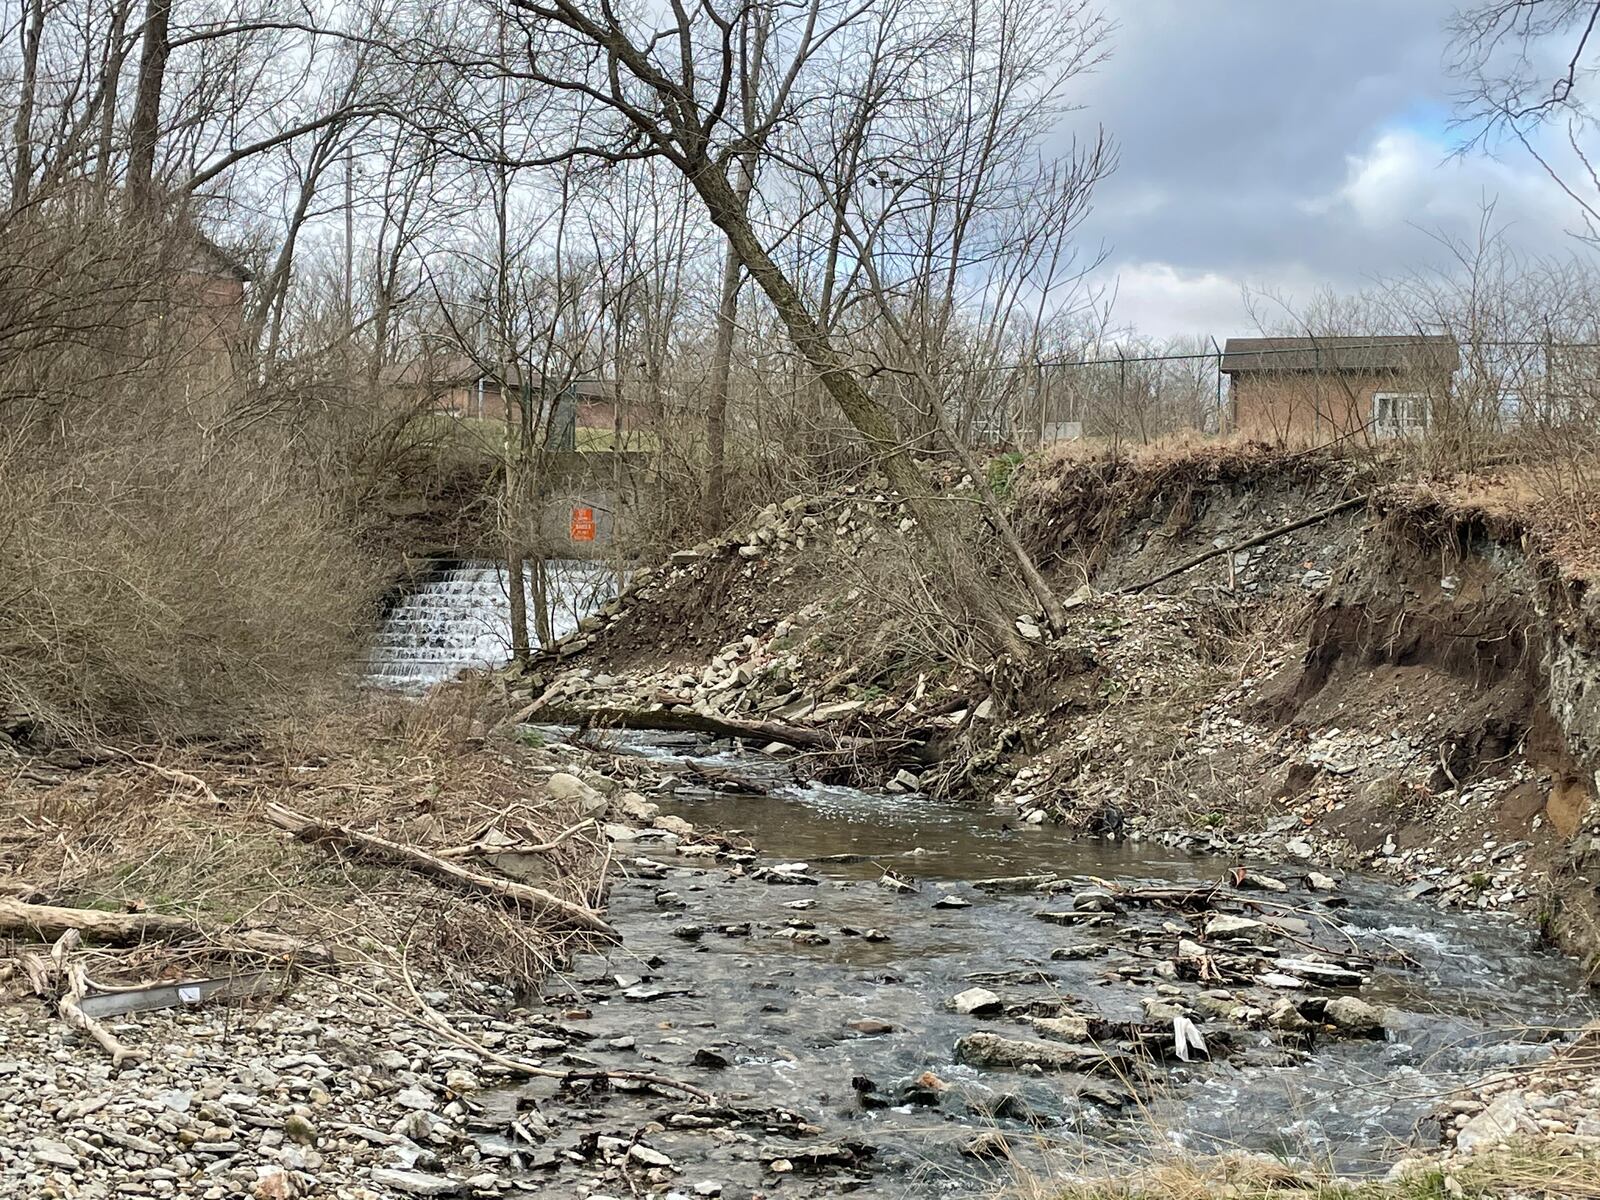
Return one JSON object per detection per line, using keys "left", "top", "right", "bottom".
{"left": 511, "top": 727, "right": 1594, "bottom": 1196}
{"left": 366, "top": 559, "right": 615, "bottom": 689}
{"left": 368, "top": 572, "right": 1594, "bottom": 1195}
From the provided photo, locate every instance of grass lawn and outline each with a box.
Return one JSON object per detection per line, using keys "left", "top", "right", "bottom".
{"left": 421, "top": 412, "right": 660, "bottom": 455}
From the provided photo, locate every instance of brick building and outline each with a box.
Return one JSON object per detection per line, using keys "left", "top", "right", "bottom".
{"left": 1221, "top": 335, "right": 1459, "bottom": 445}
{"left": 391, "top": 356, "right": 628, "bottom": 448}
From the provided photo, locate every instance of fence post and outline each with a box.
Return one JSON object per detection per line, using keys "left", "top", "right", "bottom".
{"left": 1037, "top": 360, "right": 1049, "bottom": 446}
{"left": 1213, "top": 338, "right": 1225, "bottom": 435}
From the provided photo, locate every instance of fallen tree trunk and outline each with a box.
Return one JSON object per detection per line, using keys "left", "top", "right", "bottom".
{"left": 1118, "top": 494, "right": 1370, "bottom": 595}
{"left": 0, "top": 898, "right": 330, "bottom": 961}
{"left": 522, "top": 700, "right": 882, "bottom": 752}
{"left": 263, "top": 803, "right": 617, "bottom": 939}
{"left": 664, "top": 758, "right": 774, "bottom": 796}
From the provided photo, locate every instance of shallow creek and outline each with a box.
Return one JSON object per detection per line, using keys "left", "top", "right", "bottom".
{"left": 490, "top": 729, "right": 1593, "bottom": 1198}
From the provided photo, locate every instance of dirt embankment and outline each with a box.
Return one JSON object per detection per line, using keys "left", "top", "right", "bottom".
{"left": 521, "top": 445, "right": 1600, "bottom": 961}
{"left": 1011, "top": 447, "right": 1600, "bottom": 961}
{"left": 1275, "top": 497, "right": 1600, "bottom": 954}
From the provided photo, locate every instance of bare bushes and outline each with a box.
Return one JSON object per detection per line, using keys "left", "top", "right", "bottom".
{"left": 0, "top": 204, "right": 393, "bottom": 746}
{"left": 0, "top": 419, "right": 380, "bottom": 746}
{"left": 818, "top": 502, "right": 1030, "bottom": 685}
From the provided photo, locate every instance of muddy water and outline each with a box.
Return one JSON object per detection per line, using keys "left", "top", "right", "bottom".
{"left": 507, "top": 730, "right": 1591, "bottom": 1197}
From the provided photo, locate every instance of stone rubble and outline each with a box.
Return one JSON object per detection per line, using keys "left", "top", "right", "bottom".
{"left": 0, "top": 968, "right": 542, "bottom": 1199}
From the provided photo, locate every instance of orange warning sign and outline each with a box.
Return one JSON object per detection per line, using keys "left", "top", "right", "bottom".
{"left": 569, "top": 506, "right": 596, "bottom": 542}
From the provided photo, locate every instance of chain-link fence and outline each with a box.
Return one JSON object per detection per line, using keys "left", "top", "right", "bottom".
{"left": 967, "top": 337, "right": 1600, "bottom": 450}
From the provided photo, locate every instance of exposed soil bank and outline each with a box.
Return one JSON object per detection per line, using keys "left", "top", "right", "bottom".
{"left": 1009, "top": 448, "right": 1600, "bottom": 963}
{"left": 517, "top": 447, "right": 1600, "bottom": 973}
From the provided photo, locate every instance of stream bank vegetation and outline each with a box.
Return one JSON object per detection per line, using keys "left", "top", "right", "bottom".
{"left": 3, "top": 684, "right": 614, "bottom": 991}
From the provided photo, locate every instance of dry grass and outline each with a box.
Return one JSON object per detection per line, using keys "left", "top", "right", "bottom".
{"left": 1, "top": 685, "right": 611, "bottom": 991}
{"left": 1023, "top": 431, "right": 1600, "bottom": 585}
{"left": 1010, "top": 1140, "right": 1600, "bottom": 1199}
{"left": 1389, "top": 464, "right": 1600, "bottom": 582}
{"left": 1030, "top": 430, "right": 1279, "bottom": 471}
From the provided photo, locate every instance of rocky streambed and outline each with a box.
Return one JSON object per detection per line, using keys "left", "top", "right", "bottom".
{"left": 484, "top": 729, "right": 1597, "bottom": 1197}
{"left": 8, "top": 729, "right": 1594, "bottom": 1200}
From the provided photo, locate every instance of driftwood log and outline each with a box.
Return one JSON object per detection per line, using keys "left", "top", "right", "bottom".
{"left": 36, "top": 930, "right": 144, "bottom": 1068}
{"left": 437, "top": 818, "right": 596, "bottom": 861}
{"left": 0, "top": 898, "right": 329, "bottom": 960}
{"left": 521, "top": 700, "right": 892, "bottom": 753}
{"left": 263, "top": 803, "right": 617, "bottom": 938}
{"left": 52, "top": 931, "right": 143, "bottom": 1067}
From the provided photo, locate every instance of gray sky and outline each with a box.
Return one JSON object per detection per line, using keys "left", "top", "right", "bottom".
{"left": 1071, "top": 0, "right": 1579, "bottom": 339}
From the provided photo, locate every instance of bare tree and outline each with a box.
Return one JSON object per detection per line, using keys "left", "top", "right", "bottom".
{"left": 700, "top": 5, "right": 766, "bottom": 533}
{"left": 1451, "top": 0, "right": 1600, "bottom": 239}
{"left": 471, "top": 0, "right": 1108, "bottom": 647}
{"left": 10, "top": 0, "right": 46, "bottom": 211}
{"left": 125, "top": 0, "right": 171, "bottom": 214}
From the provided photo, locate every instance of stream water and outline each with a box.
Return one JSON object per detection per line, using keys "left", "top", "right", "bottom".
{"left": 365, "top": 573, "right": 1593, "bottom": 1195}
{"left": 507, "top": 727, "right": 1593, "bottom": 1197}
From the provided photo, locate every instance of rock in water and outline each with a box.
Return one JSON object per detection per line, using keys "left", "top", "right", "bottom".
{"left": 974, "top": 874, "right": 1058, "bottom": 894}
{"left": 950, "top": 987, "right": 1003, "bottom": 1016}
{"left": 954, "top": 1032, "right": 1123, "bottom": 1074}
{"left": 1072, "top": 888, "right": 1117, "bottom": 912}
{"left": 961, "top": 1131, "right": 1011, "bottom": 1158}
{"left": 1204, "top": 913, "right": 1264, "bottom": 938}
{"left": 617, "top": 791, "right": 660, "bottom": 822}
{"left": 1268, "top": 998, "right": 1313, "bottom": 1032}
{"left": 1029, "top": 1014, "right": 1091, "bottom": 1042}
{"left": 628, "top": 1144, "right": 674, "bottom": 1168}
{"left": 1323, "top": 995, "right": 1386, "bottom": 1036}
{"left": 845, "top": 1019, "right": 895, "bottom": 1036}
{"left": 1275, "top": 958, "right": 1363, "bottom": 987}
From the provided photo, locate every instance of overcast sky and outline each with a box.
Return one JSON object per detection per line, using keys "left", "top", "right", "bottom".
{"left": 1070, "top": 0, "right": 1580, "bottom": 340}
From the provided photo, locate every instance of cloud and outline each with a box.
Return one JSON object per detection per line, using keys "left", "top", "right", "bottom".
{"left": 1095, "top": 261, "right": 1321, "bottom": 342}
{"left": 1322, "top": 129, "right": 1574, "bottom": 234}
{"left": 1060, "top": 0, "right": 1586, "bottom": 338}
{"left": 1322, "top": 130, "right": 1432, "bottom": 227}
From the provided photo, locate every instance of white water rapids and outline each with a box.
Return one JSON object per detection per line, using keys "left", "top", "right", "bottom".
{"left": 365, "top": 558, "right": 615, "bottom": 689}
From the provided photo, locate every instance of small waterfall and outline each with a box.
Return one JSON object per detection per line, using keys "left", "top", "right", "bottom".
{"left": 365, "top": 558, "right": 614, "bottom": 690}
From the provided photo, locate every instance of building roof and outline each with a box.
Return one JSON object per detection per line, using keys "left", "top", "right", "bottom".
{"left": 1219, "top": 335, "right": 1459, "bottom": 376}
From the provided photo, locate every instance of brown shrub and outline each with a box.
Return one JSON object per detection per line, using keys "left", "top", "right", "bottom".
{"left": 0, "top": 421, "right": 382, "bottom": 746}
